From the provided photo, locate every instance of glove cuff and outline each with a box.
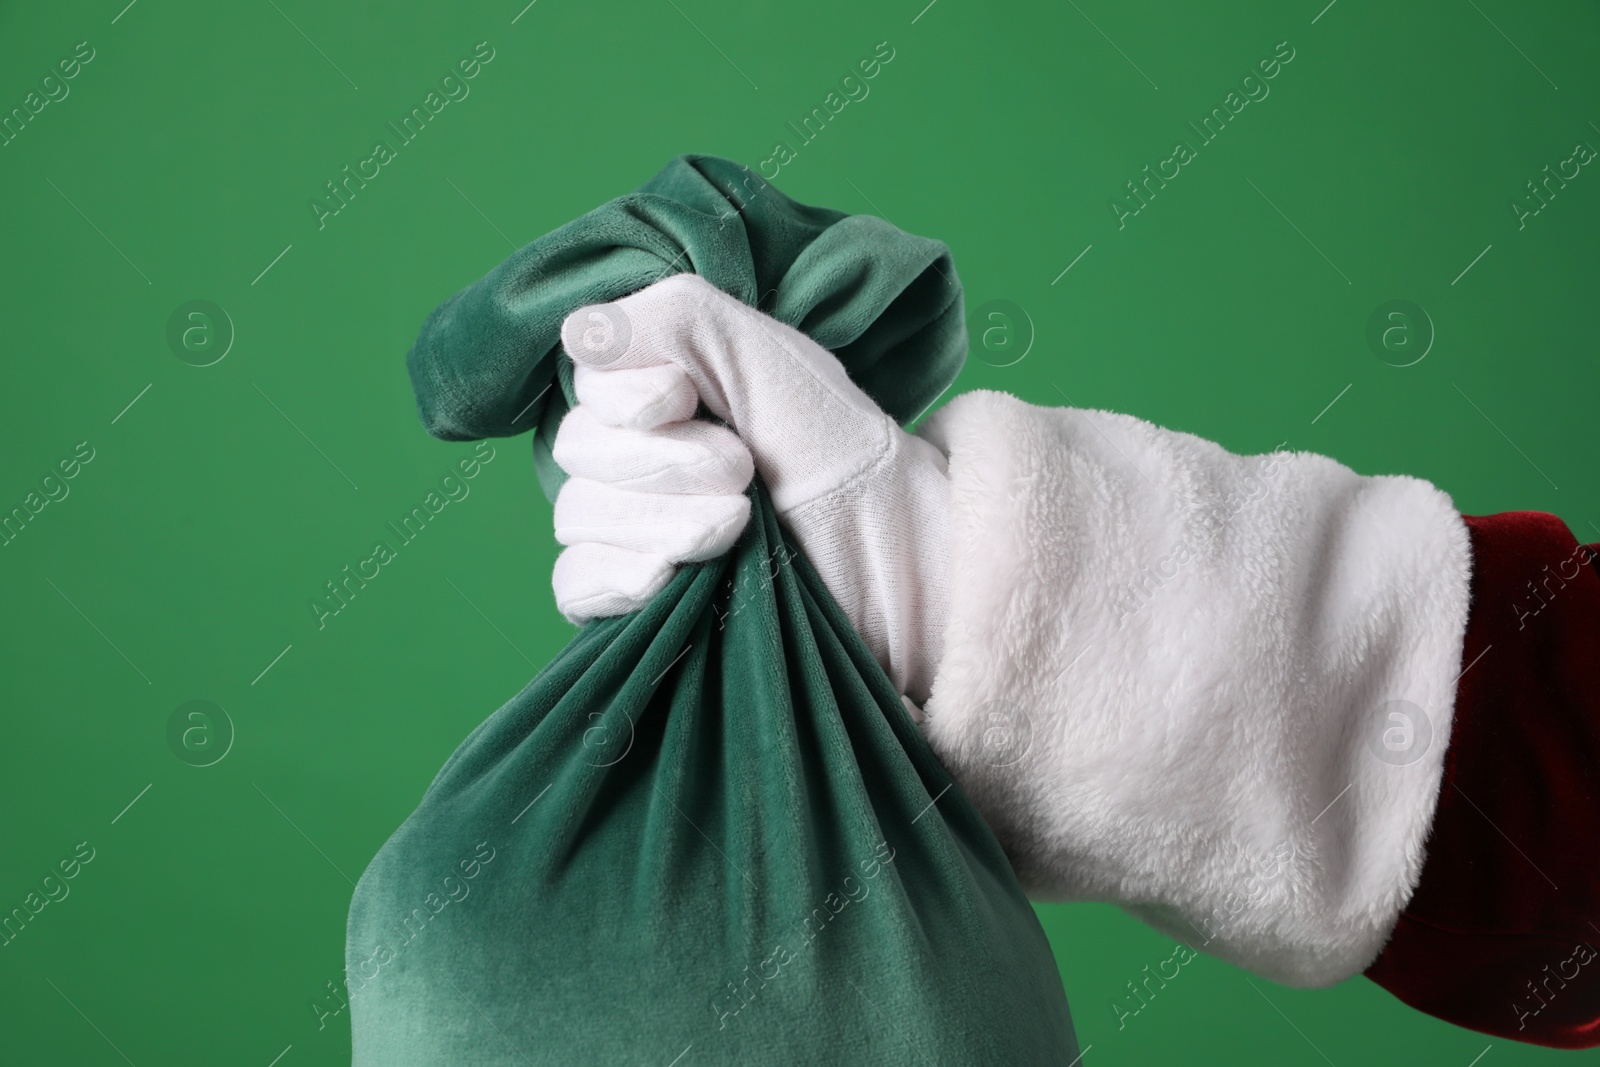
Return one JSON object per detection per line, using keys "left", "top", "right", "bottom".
{"left": 781, "top": 417, "right": 951, "bottom": 705}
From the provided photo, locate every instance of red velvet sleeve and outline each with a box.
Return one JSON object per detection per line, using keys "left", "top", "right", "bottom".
{"left": 1364, "top": 511, "right": 1600, "bottom": 1049}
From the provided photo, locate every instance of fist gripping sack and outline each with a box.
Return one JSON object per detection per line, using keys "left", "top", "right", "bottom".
{"left": 346, "top": 156, "right": 1081, "bottom": 1065}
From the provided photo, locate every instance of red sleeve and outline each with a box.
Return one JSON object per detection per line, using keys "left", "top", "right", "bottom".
{"left": 1364, "top": 510, "right": 1600, "bottom": 1049}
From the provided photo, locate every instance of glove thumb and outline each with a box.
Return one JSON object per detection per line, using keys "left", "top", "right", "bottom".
{"left": 560, "top": 273, "right": 894, "bottom": 513}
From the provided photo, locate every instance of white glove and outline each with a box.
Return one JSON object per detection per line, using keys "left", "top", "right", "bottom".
{"left": 551, "top": 273, "right": 952, "bottom": 706}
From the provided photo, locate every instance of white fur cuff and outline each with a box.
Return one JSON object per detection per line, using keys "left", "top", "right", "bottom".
{"left": 914, "top": 390, "right": 1474, "bottom": 987}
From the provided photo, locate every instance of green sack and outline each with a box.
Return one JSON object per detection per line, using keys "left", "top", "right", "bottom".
{"left": 348, "top": 156, "right": 1080, "bottom": 1065}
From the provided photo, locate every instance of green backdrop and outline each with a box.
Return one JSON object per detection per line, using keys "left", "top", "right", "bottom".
{"left": 1, "top": 0, "right": 1595, "bottom": 1064}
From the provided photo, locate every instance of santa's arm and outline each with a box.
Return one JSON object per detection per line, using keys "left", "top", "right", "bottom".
{"left": 1363, "top": 510, "right": 1600, "bottom": 1049}
{"left": 544, "top": 276, "right": 1600, "bottom": 1047}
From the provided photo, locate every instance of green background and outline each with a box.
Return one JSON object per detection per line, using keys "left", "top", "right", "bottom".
{"left": 1, "top": 0, "right": 1595, "bottom": 1063}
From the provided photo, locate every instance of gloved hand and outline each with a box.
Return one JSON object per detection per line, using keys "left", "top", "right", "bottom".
{"left": 551, "top": 273, "right": 952, "bottom": 706}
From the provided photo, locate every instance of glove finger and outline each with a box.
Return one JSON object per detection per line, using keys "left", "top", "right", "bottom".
{"left": 553, "top": 476, "right": 750, "bottom": 562}
{"left": 573, "top": 362, "right": 697, "bottom": 430}
{"left": 552, "top": 542, "right": 675, "bottom": 624}
{"left": 553, "top": 405, "right": 753, "bottom": 495}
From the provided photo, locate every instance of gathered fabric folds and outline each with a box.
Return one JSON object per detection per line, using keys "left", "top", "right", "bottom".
{"left": 403, "top": 154, "right": 967, "bottom": 505}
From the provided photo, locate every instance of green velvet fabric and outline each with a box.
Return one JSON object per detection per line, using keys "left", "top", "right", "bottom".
{"left": 403, "top": 153, "right": 967, "bottom": 503}
{"left": 346, "top": 480, "right": 1080, "bottom": 1064}
{"left": 352, "top": 156, "right": 1080, "bottom": 1063}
